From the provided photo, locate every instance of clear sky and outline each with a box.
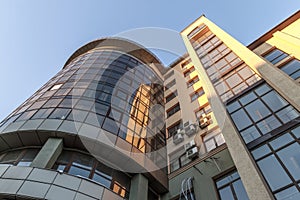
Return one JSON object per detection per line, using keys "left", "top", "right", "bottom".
{"left": 0, "top": 0, "right": 299, "bottom": 121}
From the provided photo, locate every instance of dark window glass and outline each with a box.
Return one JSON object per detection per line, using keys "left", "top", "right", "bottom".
{"left": 165, "top": 91, "right": 177, "bottom": 103}
{"left": 49, "top": 108, "right": 70, "bottom": 120}
{"left": 227, "top": 83, "right": 299, "bottom": 144}
{"left": 164, "top": 70, "right": 174, "bottom": 80}
{"left": 252, "top": 127, "right": 300, "bottom": 197}
{"left": 167, "top": 120, "right": 182, "bottom": 137}
{"left": 53, "top": 150, "right": 130, "bottom": 198}
{"left": 216, "top": 170, "right": 249, "bottom": 200}
{"left": 191, "top": 88, "right": 205, "bottom": 102}
{"left": 164, "top": 79, "right": 176, "bottom": 90}
{"left": 264, "top": 49, "right": 288, "bottom": 64}
{"left": 167, "top": 103, "right": 180, "bottom": 118}
{"left": 0, "top": 148, "right": 39, "bottom": 166}
{"left": 281, "top": 59, "right": 300, "bottom": 80}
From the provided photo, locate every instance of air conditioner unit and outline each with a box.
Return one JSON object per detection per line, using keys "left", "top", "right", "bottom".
{"left": 173, "top": 132, "right": 184, "bottom": 145}
{"left": 185, "top": 124, "right": 197, "bottom": 137}
{"left": 186, "top": 146, "right": 198, "bottom": 159}
{"left": 177, "top": 128, "right": 185, "bottom": 135}
{"left": 199, "top": 114, "right": 210, "bottom": 129}
{"left": 183, "top": 120, "right": 192, "bottom": 128}
{"left": 184, "top": 140, "right": 196, "bottom": 151}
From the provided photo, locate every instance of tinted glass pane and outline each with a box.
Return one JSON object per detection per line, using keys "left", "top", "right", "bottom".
{"left": 240, "top": 126, "right": 261, "bottom": 143}
{"left": 277, "top": 143, "right": 300, "bottom": 181}
{"left": 275, "top": 186, "right": 300, "bottom": 200}
{"left": 258, "top": 155, "right": 292, "bottom": 191}
{"left": 291, "top": 126, "right": 300, "bottom": 138}
{"left": 216, "top": 171, "right": 239, "bottom": 188}
{"left": 269, "top": 133, "right": 294, "bottom": 150}
{"left": 261, "top": 91, "right": 288, "bottom": 112}
{"left": 219, "top": 186, "right": 234, "bottom": 200}
{"left": 276, "top": 107, "right": 299, "bottom": 123}
{"left": 49, "top": 108, "right": 70, "bottom": 120}
{"left": 233, "top": 179, "right": 249, "bottom": 200}
{"left": 257, "top": 115, "right": 281, "bottom": 134}
{"left": 291, "top": 70, "right": 300, "bottom": 80}
{"left": 231, "top": 109, "right": 252, "bottom": 130}
{"left": 245, "top": 99, "right": 271, "bottom": 122}
{"left": 69, "top": 166, "right": 90, "bottom": 178}
{"left": 226, "top": 101, "right": 241, "bottom": 113}
{"left": 255, "top": 84, "right": 271, "bottom": 96}
{"left": 281, "top": 60, "right": 300, "bottom": 75}
{"left": 239, "top": 92, "right": 256, "bottom": 105}
{"left": 93, "top": 173, "right": 111, "bottom": 188}
{"left": 252, "top": 145, "right": 271, "bottom": 160}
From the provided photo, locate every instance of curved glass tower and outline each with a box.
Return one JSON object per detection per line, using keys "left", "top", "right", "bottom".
{"left": 0, "top": 38, "right": 167, "bottom": 199}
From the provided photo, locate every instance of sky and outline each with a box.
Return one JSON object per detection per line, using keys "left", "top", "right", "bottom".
{"left": 0, "top": 0, "right": 299, "bottom": 121}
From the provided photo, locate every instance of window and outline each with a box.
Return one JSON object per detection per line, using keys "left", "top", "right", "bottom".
{"left": 195, "top": 105, "right": 212, "bottom": 118}
{"left": 264, "top": 49, "right": 288, "bottom": 64}
{"left": 53, "top": 150, "right": 130, "bottom": 198}
{"left": 280, "top": 59, "right": 300, "bottom": 80}
{"left": 165, "top": 90, "right": 177, "bottom": 103}
{"left": 227, "top": 83, "right": 299, "bottom": 144}
{"left": 215, "top": 170, "right": 249, "bottom": 200}
{"left": 167, "top": 120, "right": 182, "bottom": 137}
{"left": 203, "top": 132, "right": 225, "bottom": 152}
{"left": 183, "top": 66, "right": 195, "bottom": 77}
{"left": 214, "top": 64, "right": 261, "bottom": 102}
{"left": 164, "top": 79, "right": 176, "bottom": 90}
{"left": 190, "top": 88, "right": 205, "bottom": 102}
{"left": 251, "top": 126, "right": 300, "bottom": 199}
{"left": 166, "top": 103, "right": 180, "bottom": 118}
{"left": 0, "top": 148, "right": 39, "bottom": 167}
{"left": 50, "top": 83, "right": 63, "bottom": 91}
{"left": 181, "top": 59, "right": 192, "bottom": 68}
{"left": 164, "top": 70, "right": 174, "bottom": 80}
{"left": 187, "top": 76, "right": 199, "bottom": 88}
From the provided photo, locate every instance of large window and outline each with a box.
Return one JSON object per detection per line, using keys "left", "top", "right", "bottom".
{"left": 187, "top": 76, "right": 199, "bottom": 88}
{"left": 165, "top": 79, "right": 176, "bottom": 90}
{"left": 227, "top": 83, "right": 299, "bottom": 144}
{"left": 183, "top": 66, "right": 195, "bottom": 77}
{"left": 165, "top": 90, "right": 178, "bottom": 103}
{"left": 190, "top": 88, "right": 205, "bottom": 102}
{"left": 203, "top": 131, "right": 225, "bottom": 152}
{"left": 215, "top": 170, "right": 249, "bottom": 200}
{"left": 0, "top": 148, "right": 39, "bottom": 167}
{"left": 167, "top": 103, "right": 181, "bottom": 118}
{"left": 264, "top": 49, "right": 288, "bottom": 64}
{"left": 167, "top": 120, "right": 182, "bottom": 138}
{"left": 53, "top": 150, "right": 130, "bottom": 199}
{"left": 251, "top": 126, "right": 300, "bottom": 199}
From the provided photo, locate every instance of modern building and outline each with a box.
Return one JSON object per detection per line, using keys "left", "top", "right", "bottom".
{"left": 0, "top": 10, "right": 299, "bottom": 200}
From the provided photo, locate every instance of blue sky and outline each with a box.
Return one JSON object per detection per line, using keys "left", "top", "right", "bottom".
{"left": 0, "top": 1, "right": 299, "bottom": 121}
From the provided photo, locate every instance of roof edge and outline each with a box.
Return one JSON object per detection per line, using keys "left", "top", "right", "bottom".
{"left": 248, "top": 10, "right": 300, "bottom": 50}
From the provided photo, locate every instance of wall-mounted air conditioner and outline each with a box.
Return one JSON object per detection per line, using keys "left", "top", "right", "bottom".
{"left": 184, "top": 140, "right": 196, "bottom": 151}
{"left": 183, "top": 121, "right": 197, "bottom": 137}
{"left": 199, "top": 114, "right": 210, "bottom": 129}
{"left": 186, "top": 146, "right": 198, "bottom": 159}
{"left": 173, "top": 132, "right": 184, "bottom": 145}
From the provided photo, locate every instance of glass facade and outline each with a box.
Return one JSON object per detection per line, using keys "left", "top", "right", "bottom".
{"left": 252, "top": 126, "right": 300, "bottom": 199}
{"left": 190, "top": 27, "right": 261, "bottom": 102}
{"left": 0, "top": 49, "right": 166, "bottom": 156}
{"left": 227, "top": 83, "right": 299, "bottom": 144}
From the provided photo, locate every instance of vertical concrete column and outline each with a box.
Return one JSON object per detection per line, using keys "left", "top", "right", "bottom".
{"left": 181, "top": 17, "right": 274, "bottom": 199}
{"left": 129, "top": 174, "right": 148, "bottom": 200}
{"left": 30, "top": 138, "right": 63, "bottom": 169}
